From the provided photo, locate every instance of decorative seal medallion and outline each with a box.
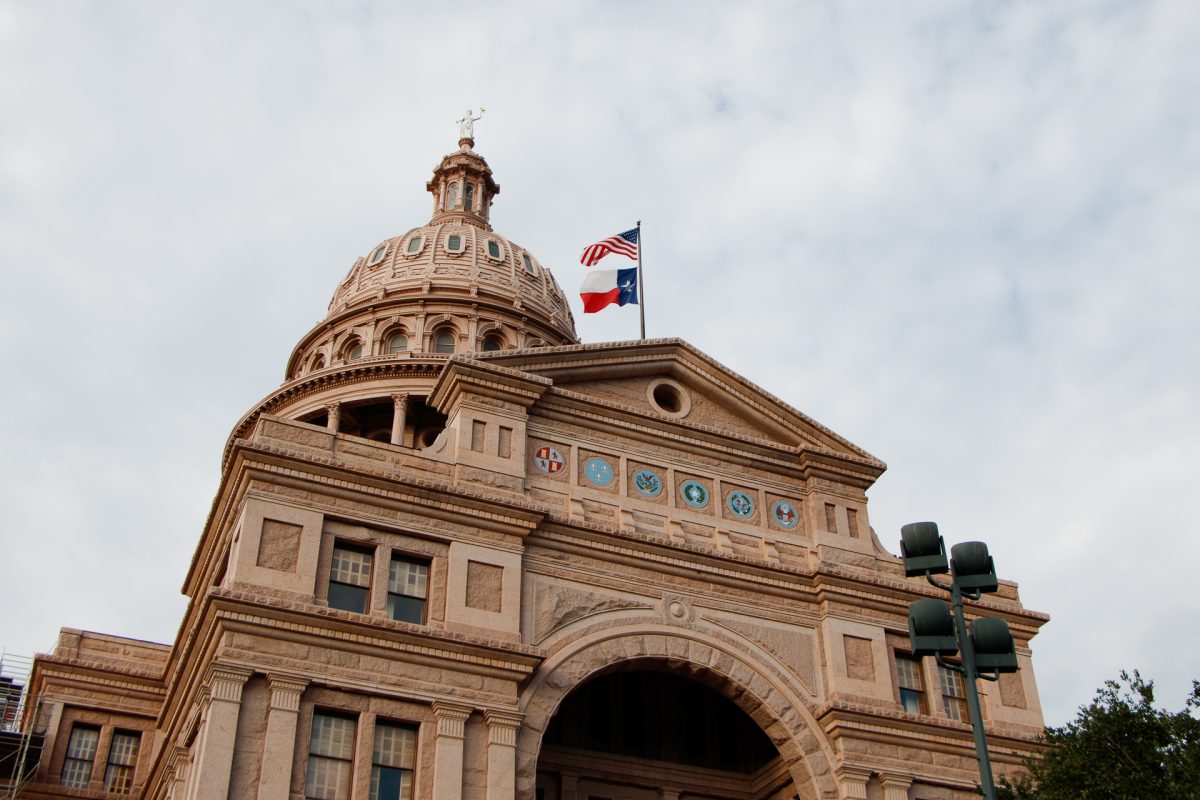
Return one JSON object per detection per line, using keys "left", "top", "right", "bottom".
{"left": 772, "top": 500, "right": 799, "bottom": 529}
{"left": 583, "top": 457, "right": 615, "bottom": 486}
{"left": 679, "top": 480, "right": 709, "bottom": 509}
{"left": 727, "top": 490, "right": 755, "bottom": 518}
{"left": 632, "top": 468, "right": 663, "bottom": 497}
{"left": 533, "top": 446, "right": 565, "bottom": 474}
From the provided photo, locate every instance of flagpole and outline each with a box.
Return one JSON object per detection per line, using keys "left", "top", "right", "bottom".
{"left": 636, "top": 220, "right": 645, "bottom": 340}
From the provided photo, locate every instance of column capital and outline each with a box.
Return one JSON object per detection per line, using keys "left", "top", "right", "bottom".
{"left": 392, "top": 392, "right": 409, "bottom": 406}
{"left": 879, "top": 773, "right": 913, "bottom": 800}
{"left": 483, "top": 710, "right": 522, "bottom": 746}
{"left": 204, "top": 664, "right": 252, "bottom": 704}
{"left": 266, "top": 675, "right": 309, "bottom": 712}
{"left": 835, "top": 765, "right": 872, "bottom": 800}
{"left": 432, "top": 702, "right": 473, "bottom": 739}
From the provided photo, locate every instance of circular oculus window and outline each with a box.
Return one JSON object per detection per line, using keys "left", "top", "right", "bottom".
{"left": 647, "top": 378, "right": 691, "bottom": 418}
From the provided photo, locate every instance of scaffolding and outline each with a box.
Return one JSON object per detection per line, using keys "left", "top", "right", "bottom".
{"left": 0, "top": 651, "right": 41, "bottom": 798}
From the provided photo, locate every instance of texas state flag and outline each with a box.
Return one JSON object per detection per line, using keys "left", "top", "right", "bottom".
{"left": 580, "top": 267, "right": 638, "bottom": 313}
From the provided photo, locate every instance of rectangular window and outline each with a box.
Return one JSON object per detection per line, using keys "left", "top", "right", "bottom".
{"left": 387, "top": 557, "right": 429, "bottom": 624}
{"left": 895, "top": 655, "right": 924, "bottom": 714}
{"left": 306, "top": 712, "right": 356, "bottom": 800}
{"left": 939, "top": 663, "right": 968, "bottom": 721}
{"left": 103, "top": 730, "right": 140, "bottom": 794}
{"left": 329, "top": 545, "right": 373, "bottom": 614}
{"left": 370, "top": 720, "right": 417, "bottom": 800}
{"left": 60, "top": 724, "right": 100, "bottom": 788}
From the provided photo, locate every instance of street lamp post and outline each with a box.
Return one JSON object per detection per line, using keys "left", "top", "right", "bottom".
{"left": 900, "top": 522, "right": 1019, "bottom": 800}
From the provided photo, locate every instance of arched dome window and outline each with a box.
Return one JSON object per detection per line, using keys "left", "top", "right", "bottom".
{"left": 309, "top": 354, "right": 325, "bottom": 373}
{"left": 447, "top": 183, "right": 459, "bottom": 209}
{"left": 367, "top": 243, "right": 388, "bottom": 266}
{"left": 406, "top": 236, "right": 423, "bottom": 255}
{"left": 386, "top": 331, "right": 408, "bottom": 354}
{"left": 486, "top": 239, "right": 502, "bottom": 260}
{"left": 464, "top": 183, "right": 474, "bottom": 212}
{"left": 434, "top": 330, "right": 457, "bottom": 354}
{"left": 481, "top": 335, "right": 503, "bottom": 352}
{"left": 343, "top": 339, "right": 363, "bottom": 361}
{"left": 522, "top": 253, "right": 536, "bottom": 275}
{"left": 446, "top": 234, "right": 463, "bottom": 253}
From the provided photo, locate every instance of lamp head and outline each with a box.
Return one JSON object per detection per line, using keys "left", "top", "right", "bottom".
{"left": 970, "top": 616, "right": 1019, "bottom": 673}
{"left": 907, "top": 598, "right": 959, "bottom": 658}
{"left": 950, "top": 540, "right": 999, "bottom": 593}
{"left": 900, "top": 522, "right": 949, "bottom": 577}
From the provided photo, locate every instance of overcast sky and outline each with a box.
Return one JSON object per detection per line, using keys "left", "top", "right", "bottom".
{"left": 2, "top": 1, "right": 1197, "bottom": 727}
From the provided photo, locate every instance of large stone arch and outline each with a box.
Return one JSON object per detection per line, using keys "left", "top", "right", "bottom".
{"left": 517, "top": 624, "right": 840, "bottom": 800}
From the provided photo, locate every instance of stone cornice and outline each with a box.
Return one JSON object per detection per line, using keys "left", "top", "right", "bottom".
{"left": 428, "top": 355, "right": 552, "bottom": 414}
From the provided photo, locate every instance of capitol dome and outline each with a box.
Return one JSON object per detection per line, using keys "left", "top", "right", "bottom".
{"left": 225, "top": 137, "right": 579, "bottom": 459}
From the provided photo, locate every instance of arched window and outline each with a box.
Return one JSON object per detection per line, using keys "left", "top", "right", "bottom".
{"left": 344, "top": 340, "right": 363, "bottom": 361}
{"left": 447, "top": 183, "right": 459, "bottom": 209}
{"left": 522, "top": 253, "right": 535, "bottom": 274}
{"left": 310, "top": 354, "right": 326, "bottom": 372}
{"left": 481, "top": 336, "right": 503, "bottom": 352}
{"left": 386, "top": 331, "right": 408, "bottom": 354}
{"left": 434, "top": 331, "right": 456, "bottom": 354}
{"left": 406, "top": 236, "right": 423, "bottom": 254}
{"left": 367, "top": 243, "right": 388, "bottom": 266}
{"left": 464, "top": 183, "right": 474, "bottom": 212}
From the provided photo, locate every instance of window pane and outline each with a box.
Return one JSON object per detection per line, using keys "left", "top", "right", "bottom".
{"left": 61, "top": 758, "right": 92, "bottom": 788}
{"left": 371, "top": 766, "right": 412, "bottom": 800}
{"left": 104, "top": 763, "right": 135, "bottom": 794}
{"left": 406, "top": 237, "right": 421, "bottom": 254}
{"left": 311, "top": 713, "right": 356, "bottom": 759}
{"left": 108, "top": 732, "right": 140, "bottom": 766}
{"left": 899, "top": 688, "right": 922, "bottom": 714}
{"left": 447, "top": 235, "right": 461, "bottom": 251}
{"left": 328, "top": 583, "right": 368, "bottom": 614}
{"left": 66, "top": 726, "right": 99, "bottom": 760}
{"left": 387, "top": 594, "right": 425, "bottom": 624}
{"left": 435, "top": 333, "right": 456, "bottom": 353}
{"left": 373, "top": 722, "right": 416, "bottom": 769}
{"left": 306, "top": 756, "right": 353, "bottom": 800}
{"left": 896, "top": 657, "right": 922, "bottom": 690}
{"left": 487, "top": 240, "right": 500, "bottom": 258}
{"left": 388, "top": 559, "right": 428, "bottom": 599}
{"left": 522, "top": 254, "right": 534, "bottom": 274}
{"left": 331, "top": 547, "right": 372, "bottom": 587}
{"left": 387, "top": 333, "right": 408, "bottom": 354}
{"left": 482, "top": 338, "right": 502, "bottom": 351}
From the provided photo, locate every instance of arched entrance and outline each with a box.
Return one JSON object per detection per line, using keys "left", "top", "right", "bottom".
{"left": 536, "top": 666, "right": 788, "bottom": 799}
{"left": 516, "top": 628, "right": 839, "bottom": 800}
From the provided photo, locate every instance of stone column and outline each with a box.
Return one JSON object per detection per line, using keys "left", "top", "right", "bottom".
{"left": 166, "top": 747, "right": 190, "bottom": 800}
{"left": 326, "top": 402, "right": 341, "bottom": 433}
{"left": 391, "top": 393, "right": 409, "bottom": 445}
{"left": 879, "top": 773, "right": 913, "bottom": 800}
{"left": 191, "top": 666, "right": 251, "bottom": 800}
{"left": 256, "top": 676, "right": 309, "bottom": 800}
{"left": 483, "top": 711, "right": 521, "bottom": 800}
{"left": 431, "top": 702, "right": 472, "bottom": 800}
{"left": 835, "top": 766, "right": 871, "bottom": 800}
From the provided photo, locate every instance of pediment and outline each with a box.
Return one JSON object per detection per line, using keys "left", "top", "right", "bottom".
{"left": 474, "top": 338, "right": 884, "bottom": 470}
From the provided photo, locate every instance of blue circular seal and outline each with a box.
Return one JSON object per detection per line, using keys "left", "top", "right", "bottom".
{"left": 772, "top": 500, "right": 799, "bottom": 529}
{"left": 727, "top": 491, "right": 755, "bottom": 518}
{"left": 679, "top": 480, "right": 709, "bottom": 509}
{"left": 632, "top": 468, "right": 663, "bottom": 497}
{"left": 583, "top": 457, "right": 615, "bottom": 486}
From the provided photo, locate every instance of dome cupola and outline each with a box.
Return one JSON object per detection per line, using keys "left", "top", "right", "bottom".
{"left": 223, "top": 130, "right": 579, "bottom": 462}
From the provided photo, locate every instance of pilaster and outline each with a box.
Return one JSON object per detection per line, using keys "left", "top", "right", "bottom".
{"left": 483, "top": 710, "right": 522, "bottom": 800}
{"left": 256, "top": 675, "right": 309, "bottom": 800}
{"left": 432, "top": 702, "right": 472, "bottom": 800}
{"left": 836, "top": 765, "right": 872, "bottom": 800}
{"left": 191, "top": 665, "right": 251, "bottom": 800}
{"left": 879, "top": 773, "right": 913, "bottom": 800}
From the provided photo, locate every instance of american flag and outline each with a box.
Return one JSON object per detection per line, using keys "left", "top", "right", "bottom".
{"left": 580, "top": 227, "right": 638, "bottom": 266}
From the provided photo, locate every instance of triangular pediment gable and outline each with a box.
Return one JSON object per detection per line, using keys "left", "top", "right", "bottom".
{"left": 472, "top": 338, "right": 885, "bottom": 474}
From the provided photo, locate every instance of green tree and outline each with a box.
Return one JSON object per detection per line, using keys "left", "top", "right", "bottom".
{"left": 997, "top": 671, "right": 1200, "bottom": 799}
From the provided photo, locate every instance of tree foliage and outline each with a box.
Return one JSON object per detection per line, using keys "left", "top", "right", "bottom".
{"left": 997, "top": 671, "right": 1200, "bottom": 799}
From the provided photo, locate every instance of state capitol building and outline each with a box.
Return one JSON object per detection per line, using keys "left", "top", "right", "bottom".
{"left": 12, "top": 131, "right": 1048, "bottom": 800}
